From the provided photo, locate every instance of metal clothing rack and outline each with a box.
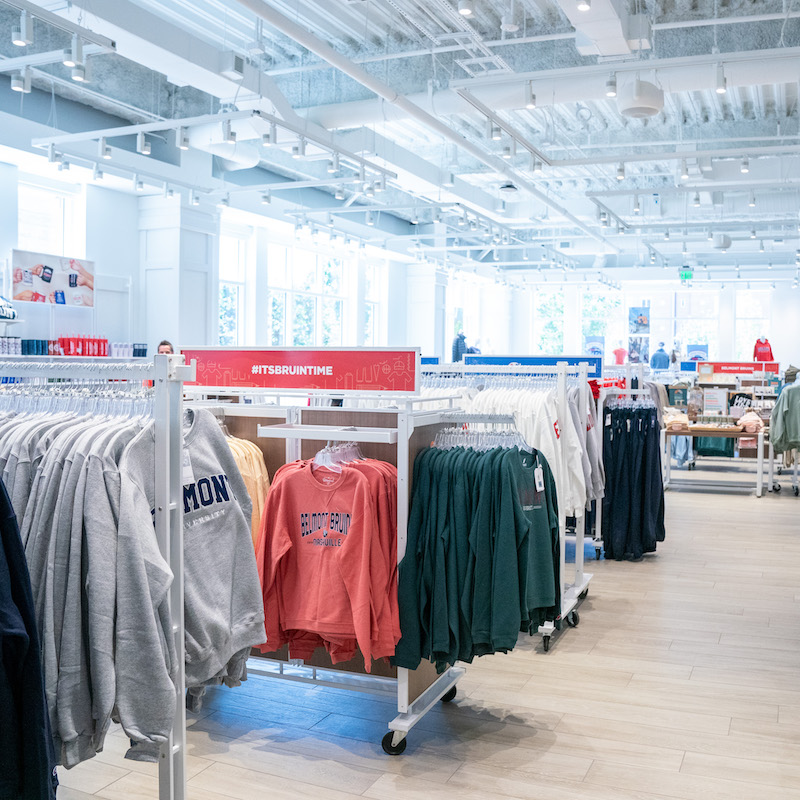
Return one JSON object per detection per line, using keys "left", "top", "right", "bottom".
{"left": 0, "top": 354, "right": 196, "bottom": 800}
{"left": 420, "top": 361, "right": 593, "bottom": 650}
{"left": 767, "top": 442, "right": 800, "bottom": 496}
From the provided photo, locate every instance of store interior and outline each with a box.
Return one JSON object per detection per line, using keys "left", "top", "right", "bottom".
{"left": 1, "top": 2, "right": 800, "bottom": 800}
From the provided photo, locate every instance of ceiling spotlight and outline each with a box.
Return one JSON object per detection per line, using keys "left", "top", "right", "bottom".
{"left": 262, "top": 122, "right": 277, "bottom": 148}
{"left": 616, "top": 163, "right": 625, "bottom": 181}
{"left": 650, "top": 251, "right": 656, "bottom": 264}
{"left": 458, "top": 0, "right": 475, "bottom": 16}
{"left": 707, "top": 229, "right": 714, "bottom": 241}
{"left": 693, "top": 192, "right": 701, "bottom": 207}
{"left": 490, "top": 124, "right": 502, "bottom": 141}
{"left": 136, "top": 131, "right": 151, "bottom": 156}
{"left": 47, "top": 144, "right": 58, "bottom": 163}
{"left": 71, "top": 64, "right": 87, "bottom": 83}
{"left": 605, "top": 73, "right": 617, "bottom": 98}
{"left": 58, "top": 159, "right": 69, "bottom": 172}
{"left": 749, "top": 191, "right": 756, "bottom": 208}
{"left": 12, "top": 11, "right": 33, "bottom": 47}
{"left": 98, "top": 137, "right": 111, "bottom": 160}
{"left": 10, "top": 67, "right": 31, "bottom": 94}
{"left": 217, "top": 194, "right": 230, "bottom": 208}
{"left": 177, "top": 127, "right": 190, "bottom": 150}
{"left": 92, "top": 164, "right": 103, "bottom": 181}
{"left": 716, "top": 63, "right": 727, "bottom": 94}
{"left": 523, "top": 250, "right": 529, "bottom": 260}
{"left": 759, "top": 240, "right": 765, "bottom": 252}
{"left": 502, "top": 144, "right": 514, "bottom": 159}
{"left": 376, "top": 174, "right": 387, "bottom": 192}
{"left": 577, "top": 0, "right": 591, "bottom": 10}
{"left": 163, "top": 184, "right": 174, "bottom": 198}
{"left": 533, "top": 158, "right": 543, "bottom": 173}
{"left": 493, "top": 250, "right": 500, "bottom": 262}
{"left": 411, "top": 210, "right": 419, "bottom": 225}
{"left": 134, "top": 175, "right": 144, "bottom": 192}
{"left": 327, "top": 152, "right": 340, "bottom": 174}
{"left": 458, "top": 213, "right": 467, "bottom": 228}
{"left": 334, "top": 187, "right": 345, "bottom": 201}
{"left": 63, "top": 35, "right": 83, "bottom": 68}
{"left": 525, "top": 82, "right": 536, "bottom": 110}
{"left": 261, "top": 190, "right": 271, "bottom": 205}
{"left": 664, "top": 229, "right": 670, "bottom": 241}
{"left": 500, "top": 181, "right": 518, "bottom": 193}
{"left": 682, "top": 242, "right": 688, "bottom": 256}
{"left": 365, "top": 182, "right": 375, "bottom": 198}
{"left": 680, "top": 159, "right": 689, "bottom": 180}
{"left": 633, "top": 195, "right": 640, "bottom": 214}
{"left": 740, "top": 156, "right": 749, "bottom": 174}
{"left": 366, "top": 210, "right": 375, "bottom": 226}
{"left": 292, "top": 136, "right": 306, "bottom": 158}
{"left": 750, "top": 229, "right": 756, "bottom": 239}
{"left": 222, "top": 119, "right": 236, "bottom": 144}
{"left": 190, "top": 190, "right": 200, "bottom": 206}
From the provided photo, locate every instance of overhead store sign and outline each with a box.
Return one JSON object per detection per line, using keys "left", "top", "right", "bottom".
{"left": 463, "top": 354, "right": 602, "bottom": 376}
{"left": 181, "top": 347, "right": 420, "bottom": 394}
{"left": 698, "top": 361, "right": 779, "bottom": 378}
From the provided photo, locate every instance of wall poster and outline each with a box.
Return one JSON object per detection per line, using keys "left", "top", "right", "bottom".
{"left": 584, "top": 335, "right": 604, "bottom": 359}
{"left": 11, "top": 249, "right": 94, "bottom": 307}
{"left": 628, "top": 306, "right": 650, "bottom": 334}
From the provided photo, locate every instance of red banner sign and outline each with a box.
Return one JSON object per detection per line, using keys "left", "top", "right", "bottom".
{"left": 699, "top": 361, "right": 779, "bottom": 376}
{"left": 181, "top": 347, "right": 420, "bottom": 394}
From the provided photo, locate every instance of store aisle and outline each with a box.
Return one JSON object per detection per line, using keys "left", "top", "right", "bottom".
{"left": 58, "top": 486, "right": 800, "bottom": 800}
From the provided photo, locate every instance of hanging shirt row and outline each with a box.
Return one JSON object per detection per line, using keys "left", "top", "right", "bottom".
{"left": 394, "top": 430, "right": 560, "bottom": 673}
{"left": 255, "top": 446, "right": 400, "bottom": 670}
{"left": 0, "top": 404, "right": 265, "bottom": 768}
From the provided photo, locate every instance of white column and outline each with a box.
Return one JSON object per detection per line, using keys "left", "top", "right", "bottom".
{"left": 509, "top": 284, "right": 534, "bottom": 353}
{"left": 406, "top": 263, "right": 448, "bottom": 360}
{"left": 718, "top": 284, "right": 736, "bottom": 360}
{"left": 0, "top": 162, "right": 19, "bottom": 296}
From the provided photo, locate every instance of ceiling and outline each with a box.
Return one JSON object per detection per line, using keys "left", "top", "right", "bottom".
{"left": 1, "top": 0, "right": 800, "bottom": 286}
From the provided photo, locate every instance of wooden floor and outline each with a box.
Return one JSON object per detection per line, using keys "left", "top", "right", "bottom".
{"left": 59, "top": 462, "right": 800, "bottom": 799}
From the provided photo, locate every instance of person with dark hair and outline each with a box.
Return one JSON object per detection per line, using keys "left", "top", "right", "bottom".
{"left": 157, "top": 340, "right": 174, "bottom": 355}
{"left": 452, "top": 331, "right": 468, "bottom": 362}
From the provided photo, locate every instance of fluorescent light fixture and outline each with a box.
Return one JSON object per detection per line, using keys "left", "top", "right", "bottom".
{"left": 458, "top": 0, "right": 475, "bottom": 16}
{"left": 177, "top": 127, "right": 190, "bottom": 150}
{"left": 222, "top": 119, "right": 236, "bottom": 144}
{"left": 12, "top": 11, "right": 33, "bottom": 47}
{"left": 136, "top": 131, "right": 151, "bottom": 155}
{"left": 616, "top": 163, "right": 625, "bottom": 180}
{"left": 577, "top": 0, "right": 591, "bottom": 10}
{"left": 63, "top": 35, "right": 83, "bottom": 68}
{"left": 716, "top": 63, "right": 727, "bottom": 94}
{"left": 261, "top": 190, "right": 271, "bottom": 205}
{"left": 525, "top": 82, "right": 536, "bottom": 109}
{"left": 98, "top": 137, "right": 111, "bottom": 160}
{"left": 740, "top": 156, "right": 749, "bottom": 174}
{"left": 71, "top": 64, "right": 87, "bottom": 83}
{"left": 605, "top": 73, "right": 617, "bottom": 98}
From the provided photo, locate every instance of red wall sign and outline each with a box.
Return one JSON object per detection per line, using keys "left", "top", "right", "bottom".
{"left": 181, "top": 347, "right": 420, "bottom": 394}
{"left": 700, "top": 361, "right": 779, "bottom": 376}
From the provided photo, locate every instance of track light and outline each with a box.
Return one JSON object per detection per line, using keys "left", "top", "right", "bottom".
{"left": 261, "top": 190, "right": 271, "bottom": 205}
{"left": 92, "top": 164, "right": 103, "bottom": 181}
{"left": 58, "top": 159, "right": 69, "bottom": 172}
{"left": 740, "top": 156, "right": 749, "bottom": 174}
{"left": 457, "top": 213, "right": 467, "bottom": 228}
{"left": 10, "top": 67, "right": 31, "bottom": 94}
{"left": 490, "top": 124, "right": 502, "bottom": 141}
{"left": 605, "top": 73, "right": 617, "bottom": 98}
{"left": 693, "top": 192, "right": 701, "bottom": 207}
{"left": 525, "top": 82, "right": 536, "bottom": 110}
{"left": 376, "top": 174, "right": 387, "bottom": 192}
{"left": 633, "top": 195, "right": 640, "bottom": 214}
{"left": 680, "top": 159, "right": 689, "bottom": 180}
{"left": 163, "top": 184, "right": 174, "bottom": 198}
{"left": 262, "top": 121, "right": 276, "bottom": 147}
{"left": 47, "top": 144, "right": 59, "bottom": 163}
{"left": 616, "top": 163, "right": 625, "bottom": 181}
{"left": 533, "top": 159, "right": 543, "bottom": 173}
{"left": 650, "top": 252, "right": 656, "bottom": 264}
{"left": 217, "top": 194, "right": 230, "bottom": 208}
{"left": 292, "top": 137, "right": 306, "bottom": 158}
{"left": 411, "top": 210, "right": 419, "bottom": 225}
{"left": 682, "top": 242, "right": 688, "bottom": 256}
{"left": 749, "top": 191, "right": 756, "bottom": 208}
{"left": 12, "top": 11, "right": 33, "bottom": 47}
{"left": 493, "top": 250, "right": 500, "bottom": 261}
{"left": 750, "top": 229, "right": 756, "bottom": 239}
{"left": 98, "top": 137, "right": 111, "bottom": 160}
{"left": 327, "top": 152, "right": 340, "bottom": 174}
{"left": 366, "top": 210, "right": 375, "bottom": 226}
{"left": 759, "top": 240, "right": 765, "bottom": 252}
{"left": 577, "top": 0, "right": 591, "bottom": 10}
{"left": 71, "top": 64, "right": 87, "bottom": 83}
{"left": 222, "top": 119, "right": 236, "bottom": 144}
{"left": 63, "top": 35, "right": 83, "bottom": 68}
{"left": 502, "top": 144, "right": 514, "bottom": 159}
{"left": 707, "top": 229, "right": 714, "bottom": 241}
{"left": 177, "top": 127, "right": 190, "bottom": 151}
{"left": 136, "top": 131, "right": 151, "bottom": 156}
{"left": 715, "top": 64, "right": 727, "bottom": 94}
{"left": 458, "top": 0, "right": 475, "bottom": 15}
{"left": 523, "top": 250, "right": 529, "bottom": 260}
{"left": 365, "top": 182, "right": 375, "bottom": 198}
{"left": 664, "top": 229, "right": 670, "bottom": 241}
{"left": 190, "top": 190, "right": 199, "bottom": 206}
{"left": 334, "top": 187, "right": 345, "bottom": 201}
{"left": 134, "top": 175, "right": 144, "bottom": 192}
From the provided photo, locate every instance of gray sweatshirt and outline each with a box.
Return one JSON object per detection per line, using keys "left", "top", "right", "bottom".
{"left": 114, "top": 408, "right": 265, "bottom": 760}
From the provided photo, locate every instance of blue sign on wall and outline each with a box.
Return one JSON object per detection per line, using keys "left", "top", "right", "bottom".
{"left": 421, "top": 357, "right": 440, "bottom": 365}
{"left": 463, "top": 355, "right": 602, "bottom": 376}
{"left": 680, "top": 361, "right": 698, "bottom": 372}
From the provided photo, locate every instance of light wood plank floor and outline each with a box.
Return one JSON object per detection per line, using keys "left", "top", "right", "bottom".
{"left": 60, "top": 468, "right": 800, "bottom": 799}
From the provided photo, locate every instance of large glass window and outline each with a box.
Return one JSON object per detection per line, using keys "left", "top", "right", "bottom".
{"left": 674, "top": 290, "right": 719, "bottom": 359}
{"left": 735, "top": 289, "right": 771, "bottom": 361}
{"left": 533, "top": 290, "right": 564, "bottom": 355}
{"left": 581, "top": 290, "right": 624, "bottom": 360}
{"left": 364, "top": 261, "right": 386, "bottom": 346}
{"left": 218, "top": 234, "right": 247, "bottom": 346}
{"left": 17, "top": 182, "right": 78, "bottom": 256}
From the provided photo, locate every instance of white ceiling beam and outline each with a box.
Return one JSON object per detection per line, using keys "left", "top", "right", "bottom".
{"left": 0, "top": 44, "right": 107, "bottom": 72}
{"left": 0, "top": 0, "right": 116, "bottom": 48}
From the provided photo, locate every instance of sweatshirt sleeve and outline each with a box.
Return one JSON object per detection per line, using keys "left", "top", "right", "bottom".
{"left": 114, "top": 467, "right": 176, "bottom": 757}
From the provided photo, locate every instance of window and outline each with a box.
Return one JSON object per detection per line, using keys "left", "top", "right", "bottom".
{"left": 17, "top": 182, "right": 79, "bottom": 256}
{"left": 674, "top": 290, "right": 719, "bottom": 359}
{"left": 266, "top": 243, "right": 351, "bottom": 347}
{"left": 581, "top": 290, "right": 623, "bottom": 359}
{"left": 533, "top": 290, "right": 564, "bottom": 355}
{"left": 218, "top": 234, "right": 248, "bottom": 346}
{"left": 735, "top": 289, "right": 770, "bottom": 361}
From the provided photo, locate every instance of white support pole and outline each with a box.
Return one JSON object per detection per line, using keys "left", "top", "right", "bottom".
{"left": 556, "top": 363, "right": 568, "bottom": 620}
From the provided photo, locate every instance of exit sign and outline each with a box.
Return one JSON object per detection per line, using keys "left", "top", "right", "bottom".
{"left": 680, "top": 269, "right": 693, "bottom": 280}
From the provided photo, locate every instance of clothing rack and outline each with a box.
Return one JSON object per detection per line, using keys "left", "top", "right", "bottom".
{"left": 0, "top": 354, "right": 196, "bottom": 800}
{"left": 419, "top": 361, "right": 593, "bottom": 650}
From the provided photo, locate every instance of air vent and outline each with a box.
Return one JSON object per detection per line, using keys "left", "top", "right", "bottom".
{"left": 220, "top": 52, "right": 245, "bottom": 81}
{"left": 616, "top": 79, "right": 664, "bottom": 119}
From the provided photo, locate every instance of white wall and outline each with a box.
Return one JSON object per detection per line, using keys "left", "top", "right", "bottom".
{"left": 769, "top": 289, "right": 800, "bottom": 367}
{"left": 386, "top": 261, "right": 408, "bottom": 347}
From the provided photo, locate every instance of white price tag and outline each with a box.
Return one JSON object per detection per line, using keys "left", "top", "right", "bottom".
{"left": 182, "top": 448, "right": 194, "bottom": 485}
{"left": 605, "top": 413, "right": 611, "bottom": 426}
{"left": 534, "top": 466, "right": 545, "bottom": 492}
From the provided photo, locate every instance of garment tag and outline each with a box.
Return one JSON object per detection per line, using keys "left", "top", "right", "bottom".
{"left": 605, "top": 413, "right": 611, "bottom": 426}
{"left": 182, "top": 448, "right": 194, "bottom": 485}
{"left": 534, "top": 466, "right": 545, "bottom": 492}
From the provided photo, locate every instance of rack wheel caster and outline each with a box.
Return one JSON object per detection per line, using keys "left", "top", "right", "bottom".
{"left": 381, "top": 731, "right": 407, "bottom": 756}
{"left": 579, "top": 589, "right": 589, "bottom": 600}
{"left": 794, "top": 486, "right": 799, "bottom": 497}
{"left": 440, "top": 686, "right": 457, "bottom": 703}
{"left": 542, "top": 635, "right": 551, "bottom": 652}
{"left": 774, "top": 483, "right": 782, "bottom": 493}
{"left": 778, "top": 467, "right": 783, "bottom": 475}
{"left": 565, "top": 611, "right": 580, "bottom": 627}
{"left": 594, "top": 547, "right": 602, "bottom": 561}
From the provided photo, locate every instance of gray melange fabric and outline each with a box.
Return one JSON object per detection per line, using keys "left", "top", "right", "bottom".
{"left": 115, "top": 408, "right": 264, "bottom": 760}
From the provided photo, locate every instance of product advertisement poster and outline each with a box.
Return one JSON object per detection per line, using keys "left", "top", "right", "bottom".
{"left": 628, "top": 306, "right": 650, "bottom": 334}
{"left": 687, "top": 344, "right": 709, "bottom": 361}
{"left": 12, "top": 249, "right": 94, "bottom": 307}
{"left": 584, "top": 335, "right": 604, "bottom": 359}
{"left": 182, "top": 347, "right": 420, "bottom": 394}
{"left": 628, "top": 336, "right": 650, "bottom": 364}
